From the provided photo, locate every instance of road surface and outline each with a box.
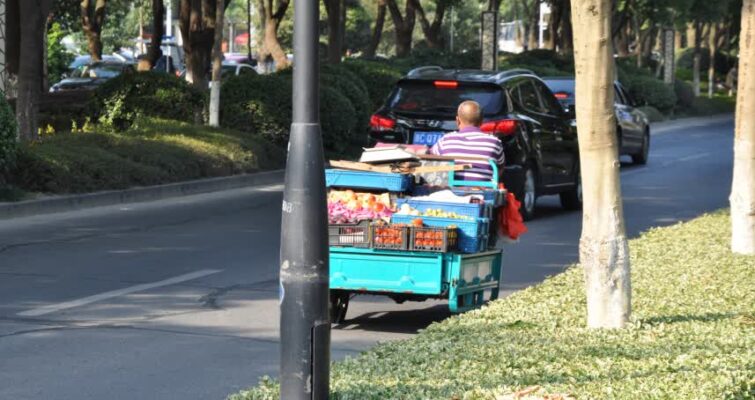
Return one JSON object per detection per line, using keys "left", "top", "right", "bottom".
{"left": 0, "top": 116, "right": 734, "bottom": 399}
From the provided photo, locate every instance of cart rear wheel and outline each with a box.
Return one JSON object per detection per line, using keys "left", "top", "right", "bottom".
{"left": 329, "top": 290, "right": 350, "bottom": 324}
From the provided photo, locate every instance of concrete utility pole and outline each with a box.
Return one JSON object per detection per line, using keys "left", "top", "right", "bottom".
{"left": 165, "top": 0, "right": 172, "bottom": 37}
{"left": 279, "top": 0, "right": 330, "bottom": 398}
{"left": 663, "top": 28, "right": 675, "bottom": 85}
{"left": 481, "top": 11, "right": 498, "bottom": 70}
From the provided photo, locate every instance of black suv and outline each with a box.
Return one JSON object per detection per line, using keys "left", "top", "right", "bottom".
{"left": 369, "top": 67, "right": 581, "bottom": 220}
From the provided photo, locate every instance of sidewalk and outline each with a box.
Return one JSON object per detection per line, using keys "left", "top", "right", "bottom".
{"left": 650, "top": 113, "right": 733, "bottom": 134}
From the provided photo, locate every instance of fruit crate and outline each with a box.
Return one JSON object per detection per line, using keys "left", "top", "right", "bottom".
{"left": 328, "top": 221, "right": 371, "bottom": 248}
{"left": 392, "top": 214, "right": 489, "bottom": 253}
{"left": 395, "top": 198, "right": 486, "bottom": 219}
{"left": 326, "top": 169, "right": 413, "bottom": 192}
{"left": 370, "top": 224, "right": 410, "bottom": 250}
{"left": 410, "top": 226, "right": 458, "bottom": 253}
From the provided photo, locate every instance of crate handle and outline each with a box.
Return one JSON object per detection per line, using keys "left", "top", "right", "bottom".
{"left": 448, "top": 160, "right": 499, "bottom": 189}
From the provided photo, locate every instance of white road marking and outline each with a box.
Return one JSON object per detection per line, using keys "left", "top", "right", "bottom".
{"left": 17, "top": 269, "right": 222, "bottom": 317}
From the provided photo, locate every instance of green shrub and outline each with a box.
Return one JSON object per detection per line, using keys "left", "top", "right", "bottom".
{"left": 624, "top": 76, "right": 677, "bottom": 113}
{"left": 321, "top": 72, "right": 370, "bottom": 140}
{"left": 342, "top": 59, "right": 403, "bottom": 110}
{"left": 220, "top": 73, "right": 360, "bottom": 155}
{"left": 93, "top": 71, "right": 205, "bottom": 130}
{"left": 676, "top": 67, "right": 694, "bottom": 82}
{"left": 637, "top": 105, "right": 665, "bottom": 122}
{"left": 673, "top": 79, "right": 695, "bottom": 108}
{"left": 500, "top": 50, "right": 574, "bottom": 74}
{"left": 616, "top": 57, "right": 655, "bottom": 83}
{"left": 0, "top": 93, "right": 17, "bottom": 181}
{"left": 676, "top": 48, "right": 736, "bottom": 76}
{"left": 10, "top": 118, "right": 285, "bottom": 194}
{"left": 221, "top": 73, "right": 292, "bottom": 144}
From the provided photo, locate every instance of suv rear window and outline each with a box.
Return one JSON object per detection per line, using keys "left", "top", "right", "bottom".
{"left": 543, "top": 79, "right": 575, "bottom": 95}
{"left": 387, "top": 81, "right": 506, "bottom": 116}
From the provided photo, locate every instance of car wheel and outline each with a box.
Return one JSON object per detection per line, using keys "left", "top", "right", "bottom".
{"left": 632, "top": 131, "right": 650, "bottom": 165}
{"left": 519, "top": 165, "right": 537, "bottom": 221}
{"left": 560, "top": 171, "right": 582, "bottom": 210}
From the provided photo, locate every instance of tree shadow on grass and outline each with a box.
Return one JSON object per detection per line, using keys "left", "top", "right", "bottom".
{"left": 641, "top": 312, "right": 736, "bottom": 326}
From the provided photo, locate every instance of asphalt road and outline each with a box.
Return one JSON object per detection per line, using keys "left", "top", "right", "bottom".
{"left": 0, "top": 115, "right": 734, "bottom": 400}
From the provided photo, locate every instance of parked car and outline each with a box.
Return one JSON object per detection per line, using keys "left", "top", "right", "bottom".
{"left": 369, "top": 67, "right": 581, "bottom": 220}
{"left": 542, "top": 76, "right": 650, "bottom": 165}
{"left": 50, "top": 61, "right": 134, "bottom": 92}
{"left": 68, "top": 54, "right": 129, "bottom": 72}
{"left": 177, "top": 61, "right": 258, "bottom": 83}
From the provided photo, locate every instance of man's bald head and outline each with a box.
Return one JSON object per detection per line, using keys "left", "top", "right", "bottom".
{"left": 456, "top": 100, "right": 483, "bottom": 128}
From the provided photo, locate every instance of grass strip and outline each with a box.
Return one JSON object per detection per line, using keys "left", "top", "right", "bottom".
{"left": 5, "top": 118, "right": 285, "bottom": 196}
{"left": 231, "top": 210, "right": 754, "bottom": 399}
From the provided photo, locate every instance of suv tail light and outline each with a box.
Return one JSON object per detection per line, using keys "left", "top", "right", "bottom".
{"left": 370, "top": 114, "right": 396, "bottom": 131}
{"left": 554, "top": 92, "right": 569, "bottom": 100}
{"left": 480, "top": 119, "right": 518, "bottom": 136}
{"left": 434, "top": 80, "right": 458, "bottom": 89}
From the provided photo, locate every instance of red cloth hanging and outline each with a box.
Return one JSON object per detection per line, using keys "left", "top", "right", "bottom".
{"left": 498, "top": 184, "right": 528, "bottom": 240}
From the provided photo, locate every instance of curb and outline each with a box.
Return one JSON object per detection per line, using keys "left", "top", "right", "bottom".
{"left": 0, "top": 170, "right": 285, "bottom": 220}
{"left": 650, "top": 113, "right": 733, "bottom": 134}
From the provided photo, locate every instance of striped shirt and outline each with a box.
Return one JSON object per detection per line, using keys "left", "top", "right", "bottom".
{"left": 429, "top": 127, "right": 505, "bottom": 181}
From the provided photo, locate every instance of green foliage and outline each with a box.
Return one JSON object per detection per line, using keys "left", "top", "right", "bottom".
{"left": 8, "top": 118, "right": 284, "bottom": 194}
{"left": 321, "top": 66, "right": 371, "bottom": 142}
{"left": 624, "top": 76, "right": 678, "bottom": 113}
{"left": 673, "top": 79, "right": 696, "bottom": 108}
{"left": 637, "top": 105, "right": 666, "bottom": 122}
{"left": 0, "top": 93, "right": 18, "bottom": 180}
{"left": 46, "top": 22, "right": 75, "bottom": 84}
{"left": 93, "top": 72, "right": 205, "bottom": 130}
{"left": 230, "top": 211, "right": 755, "bottom": 399}
{"left": 676, "top": 48, "right": 737, "bottom": 77}
{"left": 342, "top": 59, "right": 403, "bottom": 110}
{"left": 499, "top": 50, "right": 574, "bottom": 77}
{"left": 220, "top": 72, "right": 363, "bottom": 155}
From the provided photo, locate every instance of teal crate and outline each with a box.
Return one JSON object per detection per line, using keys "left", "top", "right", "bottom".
{"left": 326, "top": 169, "right": 412, "bottom": 192}
{"left": 392, "top": 214, "right": 489, "bottom": 253}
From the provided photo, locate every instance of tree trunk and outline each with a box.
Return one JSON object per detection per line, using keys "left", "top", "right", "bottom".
{"left": 365, "top": 0, "right": 387, "bottom": 58}
{"left": 179, "top": 0, "right": 233, "bottom": 87}
{"left": 527, "top": 10, "right": 539, "bottom": 50}
{"left": 708, "top": 23, "right": 718, "bottom": 98}
{"left": 693, "top": 21, "right": 702, "bottom": 97}
{"left": 324, "top": 0, "right": 343, "bottom": 63}
{"left": 143, "top": 0, "right": 166, "bottom": 69}
{"left": 732, "top": 0, "right": 755, "bottom": 255}
{"left": 209, "top": 0, "right": 224, "bottom": 127}
{"left": 545, "top": 0, "right": 562, "bottom": 51}
{"left": 16, "top": 0, "right": 51, "bottom": 141}
{"left": 614, "top": 23, "right": 630, "bottom": 57}
{"left": 386, "top": 0, "right": 416, "bottom": 57}
{"left": 255, "top": 0, "right": 290, "bottom": 70}
{"left": 571, "top": 0, "right": 631, "bottom": 329}
{"left": 413, "top": 0, "right": 447, "bottom": 49}
{"left": 663, "top": 28, "right": 675, "bottom": 84}
{"left": 80, "top": 0, "right": 107, "bottom": 61}
{"left": 558, "top": 0, "right": 572, "bottom": 53}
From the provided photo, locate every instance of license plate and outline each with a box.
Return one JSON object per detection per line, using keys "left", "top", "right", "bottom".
{"left": 413, "top": 131, "right": 445, "bottom": 146}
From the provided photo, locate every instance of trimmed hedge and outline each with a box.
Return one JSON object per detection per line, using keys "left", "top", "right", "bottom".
{"left": 220, "top": 73, "right": 361, "bottom": 155}
{"left": 9, "top": 118, "right": 284, "bottom": 194}
{"left": 230, "top": 211, "right": 755, "bottom": 399}
{"left": 93, "top": 71, "right": 205, "bottom": 130}
{"left": 0, "top": 93, "right": 17, "bottom": 180}
{"left": 342, "top": 59, "right": 403, "bottom": 110}
{"left": 624, "top": 76, "right": 677, "bottom": 113}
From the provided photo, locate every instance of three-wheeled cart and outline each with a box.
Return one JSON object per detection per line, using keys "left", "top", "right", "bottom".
{"left": 326, "top": 160, "right": 505, "bottom": 323}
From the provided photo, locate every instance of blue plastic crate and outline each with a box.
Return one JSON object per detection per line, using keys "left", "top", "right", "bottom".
{"left": 451, "top": 188, "right": 501, "bottom": 205}
{"left": 392, "top": 214, "right": 489, "bottom": 253}
{"left": 326, "top": 169, "right": 413, "bottom": 192}
{"left": 394, "top": 198, "right": 484, "bottom": 219}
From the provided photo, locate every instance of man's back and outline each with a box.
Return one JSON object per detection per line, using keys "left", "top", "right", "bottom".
{"left": 430, "top": 127, "right": 505, "bottom": 181}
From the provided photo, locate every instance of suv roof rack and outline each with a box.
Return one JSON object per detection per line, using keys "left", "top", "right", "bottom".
{"left": 493, "top": 68, "right": 536, "bottom": 80}
{"left": 407, "top": 65, "right": 443, "bottom": 77}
